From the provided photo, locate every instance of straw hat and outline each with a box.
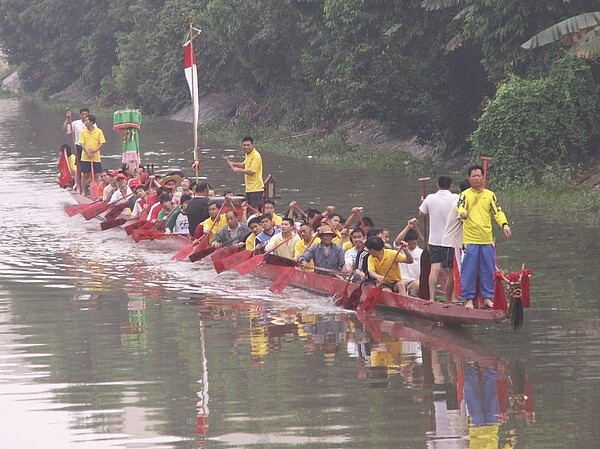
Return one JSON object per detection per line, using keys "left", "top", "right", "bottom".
{"left": 160, "top": 174, "right": 182, "bottom": 189}
{"left": 318, "top": 225, "right": 336, "bottom": 236}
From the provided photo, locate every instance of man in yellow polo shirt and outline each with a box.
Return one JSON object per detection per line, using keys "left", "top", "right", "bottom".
{"left": 365, "top": 236, "right": 413, "bottom": 295}
{"left": 226, "top": 136, "right": 264, "bottom": 211}
{"left": 457, "top": 164, "right": 512, "bottom": 309}
{"left": 78, "top": 114, "right": 106, "bottom": 188}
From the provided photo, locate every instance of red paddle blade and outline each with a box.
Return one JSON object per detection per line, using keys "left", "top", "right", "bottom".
{"left": 210, "top": 246, "right": 240, "bottom": 263}
{"left": 65, "top": 203, "right": 88, "bottom": 217}
{"left": 264, "top": 254, "right": 297, "bottom": 267}
{"left": 172, "top": 244, "right": 194, "bottom": 261}
{"left": 100, "top": 218, "right": 127, "bottom": 231}
{"left": 82, "top": 202, "right": 109, "bottom": 220}
{"left": 132, "top": 229, "right": 164, "bottom": 243}
{"left": 214, "top": 250, "right": 253, "bottom": 273}
{"left": 345, "top": 285, "right": 363, "bottom": 310}
{"left": 357, "top": 287, "right": 381, "bottom": 314}
{"left": 125, "top": 220, "right": 147, "bottom": 235}
{"left": 105, "top": 203, "right": 127, "bottom": 221}
{"left": 269, "top": 266, "right": 296, "bottom": 293}
{"left": 333, "top": 290, "right": 349, "bottom": 307}
{"left": 90, "top": 181, "right": 99, "bottom": 201}
{"left": 234, "top": 255, "right": 265, "bottom": 276}
{"left": 189, "top": 246, "right": 215, "bottom": 263}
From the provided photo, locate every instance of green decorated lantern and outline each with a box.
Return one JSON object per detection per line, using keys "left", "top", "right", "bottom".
{"left": 113, "top": 109, "right": 142, "bottom": 171}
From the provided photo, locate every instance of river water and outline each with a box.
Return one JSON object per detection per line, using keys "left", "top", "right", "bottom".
{"left": 0, "top": 99, "right": 599, "bottom": 448}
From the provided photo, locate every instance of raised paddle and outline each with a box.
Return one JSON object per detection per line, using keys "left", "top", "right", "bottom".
{"left": 234, "top": 236, "right": 294, "bottom": 276}
{"left": 418, "top": 177, "right": 432, "bottom": 300}
{"left": 357, "top": 246, "right": 404, "bottom": 314}
{"left": 66, "top": 107, "right": 83, "bottom": 194}
{"left": 481, "top": 156, "right": 491, "bottom": 189}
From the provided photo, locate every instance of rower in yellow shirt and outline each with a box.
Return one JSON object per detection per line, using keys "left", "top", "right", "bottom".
{"left": 201, "top": 200, "right": 227, "bottom": 244}
{"left": 365, "top": 236, "right": 413, "bottom": 294}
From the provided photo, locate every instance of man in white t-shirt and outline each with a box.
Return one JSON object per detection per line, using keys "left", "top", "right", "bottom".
{"left": 440, "top": 179, "right": 471, "bottom": 302}
{"left": 394, "top": 220, "right": 424, "bottom": 297}
{"left": 419, "top": 176, "right": 458, "bottom": 301}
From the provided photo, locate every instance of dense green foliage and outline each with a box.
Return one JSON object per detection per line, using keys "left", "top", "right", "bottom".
{"left": 471, "top": 57, "right": 600, "bottom": 186}
{"left": 0, "top": 0, "right": 599, "bottom": 181}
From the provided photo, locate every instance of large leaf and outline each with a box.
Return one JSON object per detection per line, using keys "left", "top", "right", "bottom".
{"left": 575, "top": 27, "right": 600, "bottom": 59}
{"left": 521, "top": 12, "right": 600, "bottom": 49}
{"left": 445, "top": 32, "right": 464, "bottom": 52}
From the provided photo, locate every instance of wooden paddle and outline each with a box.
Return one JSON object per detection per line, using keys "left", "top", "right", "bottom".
{"left": 210, "top": 245, "right": 242, "bottom": 263}
{"left": 89, "top": 158, "right": 99, "bottom": 201}
{"left": 65, "top": 198, "right": 102, "bottom": 217}
{"left": 418, "top": 177, "right": 431, "bottom": 300}
{"left": 81, "top": 201, "right": 110, "bottom": 220}
{"left": 100, "top": 217, "right": 129, "bottom": 231}
{"left": 234, "top": 236, "right": 294, "bottom": 276}
{"left": 66, "top": 107, "right": 82, "bottom": 194}
{"left": 481, "top": 156, "right": 491, "bottom": 189}
{"left": 333, "top": 273, "right": 355, "bottom": 307}
{"left": 214, "top": 249, "right": 254, "bottom": 273}
{"left": 357, "top": 247, "right": 403, "bottom": 314}
{"left": 345, "top": 280, "right": 365, "bottom": 310}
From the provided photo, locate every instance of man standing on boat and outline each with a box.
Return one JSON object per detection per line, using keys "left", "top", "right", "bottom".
{"left": 458, "top": 165, "right": 511, "bottom": 309}
{"left": 78, "top": 114, "right": 105, "bottom": 192}
{"left": 225, "top": 136, "right": 264, "bottom": 211}
{"left": 419, "top": 176, "right": 458, "bottom": 301}
{"left": 62, "top": 107, "right": 91, "bottom": 193}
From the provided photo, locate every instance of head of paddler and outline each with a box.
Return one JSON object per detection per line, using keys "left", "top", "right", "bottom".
{"left": 298, "top": 222, "right": 312, "bottom": 242}
{"left": 180, "top": 194, "right": 192, "bottom": 214}
{"left": 365, "top": 236, "right": 385, "bottom": 259}
{"left": 404, "top": 229, "right": 418, "bottom": 251}
{"left": 317, "top": 225, "right": 336, "bottom": 246}
{"left": 351, "top": 227, "right": 366, "bottom": 251}
{"left": 135, "top": 185, "right": 148, "bottom": 200}
{"left": 330, "top": 213, "right": 344, "bottom": 231}
{"left": 280, "top": 217, "right": 295, "bottom": 237}
{"left": 159, "top": 192, "right": 174, "bottom": 212}
{"left": 207, "top": 200, "right": 221, "bottom": 219}
{"left": 248, "top": 217, "right": 262, "bottom": 236}
{"left": 226, "top": 209, "right": 240, "bottom": 229}
{"left": 259, "top": 214, "right": 274, "bottom": 233}
{"left": 263, "top": 200, "right": 276, "bottom": 216}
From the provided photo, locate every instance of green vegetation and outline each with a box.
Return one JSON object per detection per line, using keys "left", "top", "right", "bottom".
{"left": 0, "top": 1, "right": 599, "bottom": 185}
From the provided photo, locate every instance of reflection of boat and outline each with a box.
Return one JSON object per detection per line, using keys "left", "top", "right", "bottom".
{"left": 360, "top": 315, "right": 502, "bottom": 364}
{"left": 254, "top": 263, "right": 507, "bottom": 326}
{"left": 356, "top": 315, "right": 534, "bottom": 447}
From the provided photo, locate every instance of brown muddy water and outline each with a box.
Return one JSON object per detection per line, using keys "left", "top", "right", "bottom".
{"left": 0, "top": 99, "right": 598, "bottom": 448}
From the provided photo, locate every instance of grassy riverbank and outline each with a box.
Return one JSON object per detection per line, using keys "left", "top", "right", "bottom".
{"left": 199, "top": 119, "right": 600, "bottom": 221}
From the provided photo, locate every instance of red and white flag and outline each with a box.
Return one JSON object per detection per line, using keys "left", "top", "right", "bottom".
{"left": 184, "top": 38, "right": 199, "bottom": 128}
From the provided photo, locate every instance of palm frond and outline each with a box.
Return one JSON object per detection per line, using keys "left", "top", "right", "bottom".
{"left": 421, "top": 0, "right": 466, "bottom": 12}
{"left": 521, "top": 12, "right": 600, "bottom": 49}
{"left": 445, "top": 32, "right": 464, "bottom": 52}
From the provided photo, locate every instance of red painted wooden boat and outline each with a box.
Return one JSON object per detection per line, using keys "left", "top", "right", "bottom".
{"left": 66, "top": 191, "right": 190, "bottom": 250}
{"left": 253, "top": 263, "right": 508, "bottom": 326}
